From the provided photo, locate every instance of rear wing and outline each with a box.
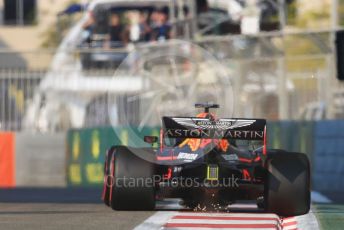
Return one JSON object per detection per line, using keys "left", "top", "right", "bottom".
{"left": 162, "top": 117, "right": 266, "bottom": 140}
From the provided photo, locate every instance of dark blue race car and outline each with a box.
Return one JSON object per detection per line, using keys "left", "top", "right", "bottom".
{"left": 102, "top": 103, "right": 310, "bottom": 217}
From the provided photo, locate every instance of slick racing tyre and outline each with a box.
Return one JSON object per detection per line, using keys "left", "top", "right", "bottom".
{"left": 264, "top": 151, "right": 310, "bottom": 217}
{"left": 110, "top": 146, "right": 155, "bottom": 210}
{"left": 103, "top": 146, "right": 116, "bottom": 207}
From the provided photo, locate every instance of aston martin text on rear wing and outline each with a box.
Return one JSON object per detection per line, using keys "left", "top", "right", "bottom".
{"left": 162, "top": 117, "right": 266, "bottom": 140}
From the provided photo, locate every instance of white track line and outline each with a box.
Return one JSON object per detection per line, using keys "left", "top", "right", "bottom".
{"left": 295, "top": 209, "right": 320, "bottom": 230}
{"left": 133, "top": 211, "right": 178, "bottom": 230}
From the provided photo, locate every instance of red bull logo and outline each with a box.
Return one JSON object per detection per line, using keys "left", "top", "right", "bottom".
{"left": 178, "top": 138, "right": 229, "bottom": 152}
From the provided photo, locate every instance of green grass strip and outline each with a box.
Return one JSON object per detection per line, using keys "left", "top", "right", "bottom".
{"left": 314, "top": 204, "right": 344, "bottom": 230}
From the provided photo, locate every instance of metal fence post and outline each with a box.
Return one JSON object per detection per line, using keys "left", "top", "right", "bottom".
{"left": 277, "top": 57, "right": 288, "bottom": 119}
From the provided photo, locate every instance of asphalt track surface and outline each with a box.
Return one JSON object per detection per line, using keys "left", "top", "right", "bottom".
{"left": 0, "top": 188, "right": 327, "bottom": 230}
{"left": 0, "top": 188, "right": 154, "bottom": 230}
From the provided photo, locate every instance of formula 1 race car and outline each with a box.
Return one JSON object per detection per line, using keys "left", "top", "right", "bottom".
{"left": 102, "top": 103, "right": 310, "bottom": 217}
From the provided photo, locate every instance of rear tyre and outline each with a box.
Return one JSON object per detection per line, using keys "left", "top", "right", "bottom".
{"left": 264, "top": 151, "right": 310, "bottom": 216}
{"left": 110, "top": 146, "right": 156, "bottom": 210}
{"left": 102, "top": 146, "right": 116, "bottom": 207}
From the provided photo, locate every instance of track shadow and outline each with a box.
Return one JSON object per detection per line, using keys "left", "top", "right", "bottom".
{"left": 156, "top": 198, "right": 264, "bottom": 213}
{"left": 0, "top": 188, "right": 103, "bottom": 203}
{"left": 0, "top": 210, "right": 97, "bottom": 215}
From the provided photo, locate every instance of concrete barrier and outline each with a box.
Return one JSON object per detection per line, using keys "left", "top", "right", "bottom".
{"left": 15, "top": 132, "right": 66, "bottom": 187}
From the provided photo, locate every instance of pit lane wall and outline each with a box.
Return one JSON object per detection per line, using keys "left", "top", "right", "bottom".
{"left": 65, "top": 121, "right": 344, "bottom": 192}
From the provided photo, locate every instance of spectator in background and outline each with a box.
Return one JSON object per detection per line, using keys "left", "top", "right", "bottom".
{"left": 197, "top": 0, "right": 209, "bottom": 14}
{"left": 149, "top": 10, "right": 159, "bottom": 28}
{"left": 120, "top": 11, "right": 153, "bottom": 44}
{"left": 139, "top": 12, "right": 152, "bottom": 42}
{"left": 126, "top": 11, "right": 141, "bottom": 43}
{"left": 105, "top": 14, "right": 127, "bottom": 48}
{"left": 151, "top": 10, "right": 172, "bottom": 41}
